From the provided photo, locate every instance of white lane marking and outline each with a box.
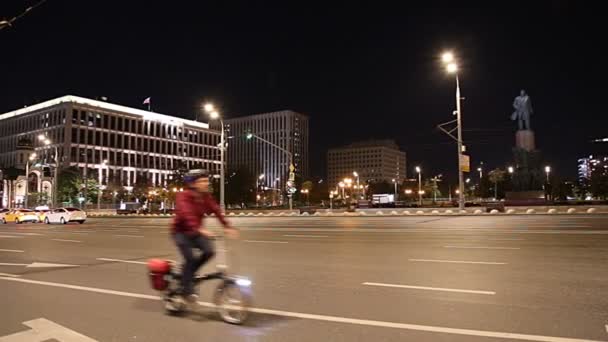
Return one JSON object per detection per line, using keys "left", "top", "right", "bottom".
{"left": 0, "top": 272, "right": 20, "bottom": 277}
{"left": 96, "top": 258, "right": 147, "bottom": 264}
{"left": 0, "top": 262, "right": 78, "bottom": 268}
{"left": 363, "top": 282, "right": 495, "bottom": 295}
{"left": 0, "top": 249, "right": 24, "bottom": 253}
{"left": 483, "top": 238, "right": 523, "bottom": 241}
{"left": 0, "top": 318, "right": 98, "bottom": 342}
{"left": 0, "top": 277, "right": 598, "bottom": 342}
{"left": 51, "top": 239, "right": 82, "bottom": 243}
{"left": 444, "top": 246, "right": 521, "bottom": 250}
{"left": 0, "top": 232, "right": 43, "bottom": 236}
{"left": 113, "top": 235, "right": 144, "bottom": 238}
{"left": 409, "top": 259, "right": 507, "bottom": 265}
{"left": 0, "top": 235, "right": 23, "bottom": 238}
{"left": 283, "top": 235, "right": 329, "bottom": 238}
{"left": 244, "top": 240, "right": 288, "bottom": 244}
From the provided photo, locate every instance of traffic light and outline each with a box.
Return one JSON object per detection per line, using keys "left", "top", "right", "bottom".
{"left": 246, "top": 133, "right": 253, "bottom": 140}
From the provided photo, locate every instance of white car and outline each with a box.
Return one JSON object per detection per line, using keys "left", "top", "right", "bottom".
{"left": 45, "top": 207, "right": 87, "bottom": 224}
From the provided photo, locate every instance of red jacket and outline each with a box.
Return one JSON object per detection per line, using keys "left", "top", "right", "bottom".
{"left": 171, "top": 190, "right": 228, "bottom": 236}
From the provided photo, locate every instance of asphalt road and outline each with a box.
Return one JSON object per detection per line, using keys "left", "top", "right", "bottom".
{"left": 1, "top": 215, "right": 607, "bottom": 341}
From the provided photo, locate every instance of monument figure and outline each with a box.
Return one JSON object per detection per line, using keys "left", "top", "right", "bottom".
{"left": 508, "top": 89, "right": 544, "bottom": 194}
{"left": 511, "top": 89, "right": 533, "bottom": 130}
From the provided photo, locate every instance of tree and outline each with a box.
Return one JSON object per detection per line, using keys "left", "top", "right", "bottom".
{"left": 590, "top": 170, "right": 608, "bottom": 200}
{"left": 27, "top": 192, "right": 49, "bottom": 207}
{"left": 75, "top": 178, "right": 99, "bottom": 205}
{"left": 2, "top": 166, "right": 22, "bottom": 207}
{"left": 132, "top": 176, "right": 151, "bottom": 204}
{"left": 488, "top": 169, "right": 507, "bottom": 199}
{"left": 57, "top": 166, "right": 81, "bottom": 205}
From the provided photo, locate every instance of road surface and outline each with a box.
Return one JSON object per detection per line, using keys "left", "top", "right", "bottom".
{"left": 1, "top": 215, "right": 607, "bottom": 341}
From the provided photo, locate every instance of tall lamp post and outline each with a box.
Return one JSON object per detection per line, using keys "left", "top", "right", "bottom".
{"left": 246, "top": 132, "right": 294, "bottom": 210}
{"left": 415, "top": 166, "right": 422, "bottom": 206}
{"left": 353, "top": 171, "right": 360, "bottom": 199}
{"left": 544, "top": 166, "right": 551, "bottom": 182}
{"left": 204, "top": 103, "right": 226, "bottom": 210}
{"left": 441, "top": 51, "right": 465, "bottom": 211}
{"left": 24, "top": 152, "right": 37, "bottom": 208}
{"left": 38, "top": 135, "right": 59, "bottom": 208}
{"left": 392, "top": 179, "right": 398, "bottom": 201}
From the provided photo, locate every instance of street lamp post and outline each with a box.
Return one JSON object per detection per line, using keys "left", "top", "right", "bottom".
{"left": 392, "top": 179, "right": 397, "bottom": 201}
{"left": 246, "top": 132, "right": 294, "bottom": 210}
{"left": 24, "top": 153, "right": 37, "bottom": 209}
{"left": 339, "top": 182, "right": 345, "bottom": 199}
{"left": 545, "top": 166, "right": 551, "bottom": 182}
{"left": 39, "top": 135, "right": 59, "bottom": 208}
{"left": 441, "top": 51, "right": 465, "bottom": 211}
{"left": 205, "top": 103, "right": 226, "bottom": 211}
{"left": 415, "top": 166, "right": 422, "bottom": 206}
{"left": 353, "top": 171, "right": 359, "bottom": 199}
{"left": 97, "top": 160, "right": 108, "bottom": 210}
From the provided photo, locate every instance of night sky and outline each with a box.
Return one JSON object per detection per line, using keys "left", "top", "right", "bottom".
{"left": 1, "top": 1, "right": 605, "bottom": 184}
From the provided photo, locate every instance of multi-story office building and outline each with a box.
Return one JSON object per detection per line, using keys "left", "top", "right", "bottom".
{"left": 223, "top": 110, "right": 309, "bottom": 189}
{"left": 327, "top": 140, "right": 406, "bottom": 187}
{"left": 578, "top": 155, "right": 608, "bottom": 183}
{"left": 0, "top": 95, "right": 221, "bottom": 206}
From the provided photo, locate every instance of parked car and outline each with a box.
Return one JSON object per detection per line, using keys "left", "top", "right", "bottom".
{"left": 45, "top": 207, "right": 87, "bottom": 224}
{"left": 1, "top": 209, "right": 39, "bottom": 224}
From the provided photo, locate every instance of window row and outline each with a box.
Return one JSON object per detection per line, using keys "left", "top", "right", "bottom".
{"left": 69, "top": 147, "right": 218, "bottom": 169}
{"left": 70, "top": 128, "right": 219, "bottom": 157}
{"left": 71, "top": 109, "right": 219, "bottom": 145}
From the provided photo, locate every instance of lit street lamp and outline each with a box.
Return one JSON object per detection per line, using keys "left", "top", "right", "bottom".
{"left": 545, "top": 166, "right": 551, "bottom": 182}
{"left": 204, "top": 102, "right": 226, "bottom": 210}
{"left": 353, "top": 171, "right": 360, "bottom": 199}
{"left": 415, "top": 166, "right": 422, "bottom": 206}
{"left": 38, "top": 134, "right": 59, "bottom": 208}
{"left": 339, "top": 181, "right": 346, "bottom": 199}
{"left": 441, "top": 51, "right": 465, "bottom": 211}
{"left": 508, "top": 166, "right": 514, "bottom": 174}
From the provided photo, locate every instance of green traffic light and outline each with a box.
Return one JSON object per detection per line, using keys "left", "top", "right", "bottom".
{"left": 246, "top": 133, "right": 253, "bottom": 139}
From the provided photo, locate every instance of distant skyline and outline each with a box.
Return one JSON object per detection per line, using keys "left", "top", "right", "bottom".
{"left": 1, "top": 1, "right": 606, "bottom": 183}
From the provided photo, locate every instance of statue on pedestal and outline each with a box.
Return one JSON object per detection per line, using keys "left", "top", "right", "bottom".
{"left": 508, "top": 89, "right": 544, "bottom": 193}
{"left": 511, "top": 89, "right": 533, "bottom": 131}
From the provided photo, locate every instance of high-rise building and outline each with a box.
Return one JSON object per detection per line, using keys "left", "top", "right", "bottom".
{"left": 327, "top": 140, "right": 406, "bottom": 187}
{"left": 578, "top": 155, "right": 608, "bottom": 183}
{"left": 223, "top": 110, "right": 309, "bottom": 189}
{"left": 0, "top": 95, "right": 221, "bottom": 207}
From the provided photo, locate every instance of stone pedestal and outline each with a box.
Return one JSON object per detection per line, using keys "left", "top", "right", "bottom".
{"left": 512, "top": 129, "right": 543, "bottom": 191}
{"left": 515, "top": 130, "right": 535, "bottom": 152}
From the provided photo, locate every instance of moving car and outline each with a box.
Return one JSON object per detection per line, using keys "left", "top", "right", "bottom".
{"left": 45, "top": 207, "right": 87, "bottom": 224}
{"left": 1, "top": 209, "right": 40, "bottom": 224}
{"left": 35, "top": 209, "right": 51, "bottom": 223}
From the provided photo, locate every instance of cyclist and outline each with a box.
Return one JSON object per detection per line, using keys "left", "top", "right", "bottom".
{"left": 172, "top": 169, "right": 238, "bottom": 303}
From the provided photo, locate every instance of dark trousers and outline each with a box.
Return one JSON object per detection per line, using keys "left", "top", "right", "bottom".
{"left": 174, "top": 232, "right": 215, "bottom": 295}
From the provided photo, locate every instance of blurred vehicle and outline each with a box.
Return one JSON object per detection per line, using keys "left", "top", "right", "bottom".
{"left": 35, "top": 208, "right": 51, "bottom": 223}
{"left": 44, "top": 207, "right": 87, "bottom": 224}
{"left": 1, "top": 209, "right": 39, "bottom": 224}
